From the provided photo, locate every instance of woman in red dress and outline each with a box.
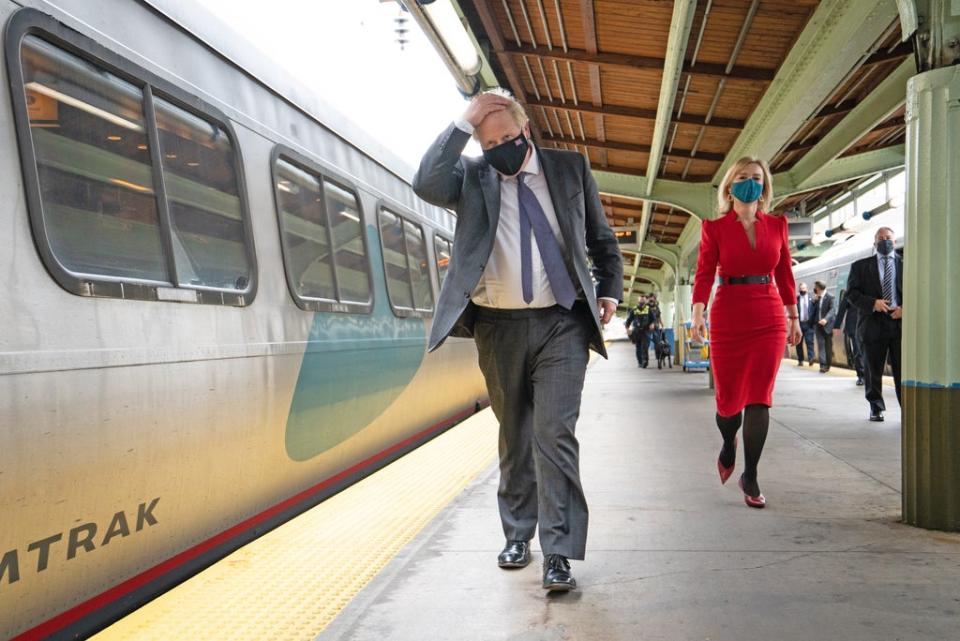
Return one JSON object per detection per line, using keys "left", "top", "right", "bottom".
{"left": 690, "top": 157, "right": 802, "bottom": 508}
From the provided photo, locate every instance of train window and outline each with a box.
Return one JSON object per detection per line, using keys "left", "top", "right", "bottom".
{"left": 434, "top": 236, "right": 451, "bottom": 287}
{"left": 19, "top": 36, "right": 168, "bottom": 282}
{"left": 378, "top": 209, "right": 415, "bottom": 310}
{"left": 405, "top": 221, "right": 434, "bottom": 311}
{"left": 274, "top": 158, "right": 337, "bottom": 301}
{"left": 10, "top": 22, "right": 257, "bottom": 305}
{"left": 154, "top": 98, "right": 251, "bottom": 290}
{"left": 323, "top": 180, "right": 371, "bottom": 304}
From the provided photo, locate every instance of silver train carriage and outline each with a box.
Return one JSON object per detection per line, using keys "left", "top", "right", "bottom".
{"left": 0, "top": 1, "right": 488, "bottom": 638}
{"left": 791, "top": 215, "right": 904, "bottom": 370}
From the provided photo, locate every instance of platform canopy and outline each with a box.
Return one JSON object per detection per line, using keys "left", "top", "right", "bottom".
{"left": 425, "top": 0, "right": 912, "bottom": 305}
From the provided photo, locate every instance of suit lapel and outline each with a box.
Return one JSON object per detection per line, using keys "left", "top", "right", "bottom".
{"left": 868, "top": 256, "right": 882, "bottom": 294}
{"left": 537, "top": 147, "right": 576, "bottom": 258}
{"left": 478, "top": 162, "right": 501, "bottom": 241}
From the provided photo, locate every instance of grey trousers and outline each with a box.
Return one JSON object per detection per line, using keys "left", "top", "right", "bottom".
{"left": 473, "top": 302, "right": 591, "bottom": 560}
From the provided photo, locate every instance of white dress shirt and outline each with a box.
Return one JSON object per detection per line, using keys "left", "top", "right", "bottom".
{"left": 454, "top": 120, "right": 616, "bottom": 310}
{"left": 876, "top": 251, "right": 899, "bottom": 308}
{"left": 798, "top": 293, "right": 810, "bottom": 322}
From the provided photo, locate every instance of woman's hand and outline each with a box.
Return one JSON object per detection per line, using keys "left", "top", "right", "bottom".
{"left": 691, "top": 313, "right": 707, "bottom": 344}
{"left": 787, "top": 318, "right": 802, "bottom": 346}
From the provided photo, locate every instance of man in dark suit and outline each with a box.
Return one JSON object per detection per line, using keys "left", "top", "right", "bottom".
{"left": 796, "top": 282, "right": 816, "bottom": 366}
{"left": 412, "top": 90, "right": 623, "bottom": 592}
{"left": 845, "top": 227, "right": 903, "bottom": 421}
{"left": 834, "top": 289, "right": 865, "bottom": 385}
{"left": 812, "top": 280, "right": 836, "bottom": 372}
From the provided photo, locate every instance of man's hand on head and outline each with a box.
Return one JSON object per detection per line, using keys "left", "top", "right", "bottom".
{"left": 463, "top": 94, "right": 513, "bottom": 129}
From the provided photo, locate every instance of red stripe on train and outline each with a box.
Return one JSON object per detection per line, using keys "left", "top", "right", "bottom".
{"left": 12, "top": 403, "right": 485, "bottom": 641}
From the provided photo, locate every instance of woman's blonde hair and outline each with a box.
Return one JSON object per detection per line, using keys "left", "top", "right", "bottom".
{"left": 716, "top": 156, "right": 775, "bottom": 215}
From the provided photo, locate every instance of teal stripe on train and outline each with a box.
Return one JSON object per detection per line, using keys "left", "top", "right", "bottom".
{"left": 285, "top": 225, "right": 427, "bottom": 461}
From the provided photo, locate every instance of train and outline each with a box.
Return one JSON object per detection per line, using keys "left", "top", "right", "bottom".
{"left": 0, "top": 1, "right": 488, "bottom": 639}
{"left": 791, "top": 209, "right": 904, "bottom": 369}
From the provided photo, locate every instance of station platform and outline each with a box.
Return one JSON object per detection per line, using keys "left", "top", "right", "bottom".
{"left": 95, "top": 340, "right": 959, "bottom": 641}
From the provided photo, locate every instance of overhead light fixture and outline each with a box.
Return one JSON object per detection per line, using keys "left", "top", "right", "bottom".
{"left": 107, "top": 135, "right": 122, "bottom": 141}
{"left": 401, "top": 1, "right": 481, "bottom": 95}
{"left": 25, "top": 82, "right": 144, "bottom": 132}
{"left": 420, "top": 0, "right": 481, "bottom": 76}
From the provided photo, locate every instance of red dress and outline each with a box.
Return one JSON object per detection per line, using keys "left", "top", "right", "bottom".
{"left": 692, "top": 210, "right": 796, "bottom": 417}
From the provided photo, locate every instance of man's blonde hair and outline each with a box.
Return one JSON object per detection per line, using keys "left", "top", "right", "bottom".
{"left": 475, "top": 88, "right": 528, "bottom": 137}
{"left": 716, "top": 156, "right": 775, "bottom": 215}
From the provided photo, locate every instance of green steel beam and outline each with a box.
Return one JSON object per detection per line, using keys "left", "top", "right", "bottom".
{"left": 595, "top": 171, "right": 715, "bottom": 220}
{"left": 640, "top": 241, "right": 681, "bottom": 274}
{"left": 645, "top": 0, "right": 697, "bottom": 200}
{"left": 789, "top": 59, "right": 915, "bottom": 188}
{"left": 776, "top": 145, "right": 905, "bottom": 199}
{"left": 714, "top": 0, "right": 900, "bottom": 183}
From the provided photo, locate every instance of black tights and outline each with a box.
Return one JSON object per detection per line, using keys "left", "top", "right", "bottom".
{"left": 716, "top": 404, "right": 769, "bottom": 496}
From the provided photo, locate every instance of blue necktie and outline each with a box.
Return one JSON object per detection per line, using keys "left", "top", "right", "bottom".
{"left": 517, "top": 173, "right": 577, "bottom": 308}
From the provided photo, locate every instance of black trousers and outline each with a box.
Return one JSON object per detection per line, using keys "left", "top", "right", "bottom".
{"left": 635, "top": 329, "right": 650, "bottom": 366}
{"left": 796, "top": 321, "right": 815, "bottom": 363}
{"left": 815, "top": 325, "right": 834, "bottom": 369}
{"left": 861, "top": 316, "right": 902, "bottom": 413}
{"left": 843, "top": 331, "right": 865, "bottom": 378}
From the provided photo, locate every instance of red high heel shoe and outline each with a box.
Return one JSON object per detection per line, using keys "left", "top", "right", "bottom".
{"left": 738, "top": 475, "right": 766, "bottom": 509}
{"left": 717, "top": 436, "right": 737, "bottom": 484}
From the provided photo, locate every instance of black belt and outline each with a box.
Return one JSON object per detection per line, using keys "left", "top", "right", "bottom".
{"left": 721, "top": 275, "right": 771, "bottom": 285}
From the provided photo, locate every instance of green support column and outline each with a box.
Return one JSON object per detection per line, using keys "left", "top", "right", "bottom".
{"left": 902, "top": 64, "right": 960, "bottom": 531}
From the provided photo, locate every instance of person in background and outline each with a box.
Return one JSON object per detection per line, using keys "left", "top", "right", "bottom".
{"left": 626, "top": 294, "right": 653, "bottom": 368}
{"left": 796, "top": 282, "right": 815, "bottom": 366}
{"left": 690, "top": 156, "right": 801, "bottom": 509}
{"left": 845, "top": 227, "right": 902, "bottom": 422}
{"left": 813, "top": 280, "right": 836, "bottom": 373}
{"left": 834, "top": 289, "right": 865, "bottom": 385}
{"left": 413, "top": 89, "right": 622, "bottom": 592}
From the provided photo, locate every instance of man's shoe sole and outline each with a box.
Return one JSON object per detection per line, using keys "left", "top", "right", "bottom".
{"left": 543, "top": 581, "right": 576, "bottom": 592}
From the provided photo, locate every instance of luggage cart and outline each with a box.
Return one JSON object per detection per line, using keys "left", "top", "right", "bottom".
{"left": 682, "top": 320, "right": 710, "bottom": 372}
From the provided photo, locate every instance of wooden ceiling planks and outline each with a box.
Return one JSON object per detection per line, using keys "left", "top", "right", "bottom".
{"left": 461, "top": 1, "right": 910, "bottom": 246}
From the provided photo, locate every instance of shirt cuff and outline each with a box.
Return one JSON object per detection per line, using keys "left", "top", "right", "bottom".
{"left": 453, "top": 118, "right": 474, "bottom": 135}
{"left": 598, "top": 297, "right": 618, "bottom": 305}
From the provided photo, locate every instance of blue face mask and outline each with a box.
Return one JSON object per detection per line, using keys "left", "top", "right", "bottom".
{"left": 730, "top": 178, "right": 764, "bottom": 204}
{"left": 877, "top": 239, "right": 894, "bottom": 255}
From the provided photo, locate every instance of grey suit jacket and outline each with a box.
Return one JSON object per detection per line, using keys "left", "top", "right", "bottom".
{"left": 814, "top": 292, "right": 837, "bottom": 331}
{"left": 412, "top": 123, "right": 623, "bottom": 358}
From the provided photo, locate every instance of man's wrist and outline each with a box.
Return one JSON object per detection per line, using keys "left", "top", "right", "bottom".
{"left": 454, "top": 118, "right": 475, "bottom": 135}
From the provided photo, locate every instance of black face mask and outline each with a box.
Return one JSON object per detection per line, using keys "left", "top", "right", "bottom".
{"left": 482, "top": 132, "right": 529, "bottom": 176}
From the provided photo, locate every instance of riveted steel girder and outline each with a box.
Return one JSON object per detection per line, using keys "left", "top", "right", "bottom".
{"left": 713, "top": 0, "right": 900, "bottom": 182}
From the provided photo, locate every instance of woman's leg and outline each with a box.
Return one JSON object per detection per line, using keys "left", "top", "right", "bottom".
{"left": 716, "top": 411, "right": 742, "bottom": 468}
{"left": 741, "top": 404, "right": 769, "bottom": 496}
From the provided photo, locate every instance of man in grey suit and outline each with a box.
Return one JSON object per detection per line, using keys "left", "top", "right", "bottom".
{"left": 813, "top": 280, "right": 836, "bottom": 373}
{"left": 412, "top": 90, "right": 622, "bottom": 592}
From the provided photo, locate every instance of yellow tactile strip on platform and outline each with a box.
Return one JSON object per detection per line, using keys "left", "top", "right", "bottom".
{"left": 93, "top": 410, "right": 499, "bottom": 641}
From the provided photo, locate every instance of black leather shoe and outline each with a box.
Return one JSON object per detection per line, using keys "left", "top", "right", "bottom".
{"left": 498, "top": 540, "right": 531, "bottom": 568}
{"left": 856, "top": 378, "right": 864, "bottom": 386}
{"left": 542, "top": 554, "right": 576, "bottom": 591}
{"left": 869, "top": 410, "right": 885, "bottom": 422}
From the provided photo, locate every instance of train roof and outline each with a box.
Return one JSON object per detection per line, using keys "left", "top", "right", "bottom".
{"left": 794, "top": 209, "right": 904, "bottom": 276}
{"left": 140, "top": 0, "right": 419, "bottom": 184}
